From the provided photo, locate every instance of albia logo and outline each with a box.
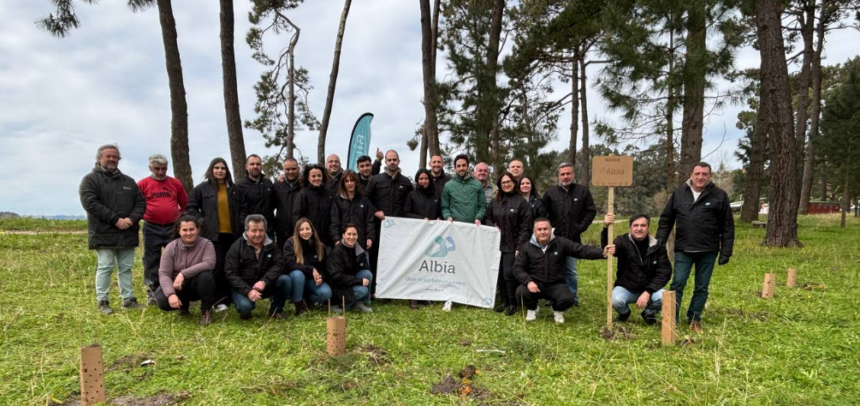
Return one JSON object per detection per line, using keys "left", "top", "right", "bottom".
{"left": 425, "top": 235, "right": 456, "bottom": 258}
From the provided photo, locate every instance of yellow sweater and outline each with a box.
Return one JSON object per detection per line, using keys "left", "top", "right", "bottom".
{"left": 217, "top": 183, "right": 232, "bottom": 234}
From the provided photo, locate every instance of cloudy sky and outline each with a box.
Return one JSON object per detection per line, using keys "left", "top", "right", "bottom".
{"left": 1, "top": 1, "right": 858, "bottom": 216}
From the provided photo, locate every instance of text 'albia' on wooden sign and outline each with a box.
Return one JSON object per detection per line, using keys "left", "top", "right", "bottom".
{"left": 592, "top": 156, "right": 633, "bottom": 187}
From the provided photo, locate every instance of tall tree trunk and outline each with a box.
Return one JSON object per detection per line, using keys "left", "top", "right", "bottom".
{"left": 740, "top": 95, "right": 767, "bottom": 222}
{"left": 491, "top": 117, "right": 503, "bottom": 178}
{"left": 318, "top": 0, "right": 352, "bottom": 163}
{"left": 285, "top": 17, "right": 300, "bottom": 160}
{"left": 819, "top": 159, "right": 828, "bottom": 200}
{"left": 678, "top": 0, "right": 706, "bottom": 184}
{"left": 474, "top": 0, "right": 504, "bottom": 164}
{"left": 568, "top": 54, "right": 580, "bottom": 171}
{"left": 841, "top": 142, "right": 850, "bottom": 228}
{"left": 799, "top": 4, "right": 826, "bottom": 213}
{"left": 793, "top": 0, "right": 815, "bottom": 203}
{"left": 755, "top": 0, "right": 802, "bottom": 247}
{"left": 420, "top": 0, "right": 438, "bottom": 169}
{"left": 219, "top": 0, "right": 246, "bottom": 180}
{"left": 430, "top": 0, "right": 442, "bottom": 156}
{"left": 155, "top": 0, "right": 192, "bottom": 193}
{"left": 665, "top": 29, "right": 676, "bottom": 190}
{"left": 580, "top": 57, "right": 591, "bottom": 189}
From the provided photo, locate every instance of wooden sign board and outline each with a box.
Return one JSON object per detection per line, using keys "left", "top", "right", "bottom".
{"left": 661, "top": 291, "right": 676, "bottom": 346}
{"left": 592, "top": 156, "right": 633, "bottom": 187}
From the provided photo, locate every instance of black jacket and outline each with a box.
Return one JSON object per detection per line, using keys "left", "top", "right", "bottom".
{"left": 236, "top": 175, "right": 275, "bottom": 233}
{"left": 272, "top": 180, "right": 302, "bottom": 241}
{"left": 282, "top": 236, "right": 327, "bottom": 279}
{"left": 326, "top": 170, "right": 344, "bottom": 194}
{"left": 80, "top": 166, "right": 146, "bottom": 249}
{"left": 327, "top": 242, "right": 370, "bottom": 303}
{"left": 330, "top": 194, "right": 376, "bottom": 249}
{"left": 656, "top": 181, "right": 735, "bottom": 257}
{"left": 404, "top": 187, "right": 442, "bottom": 220}
{"left": 484, "top": 193, "right": 532, "bottom": 253}
{"left": 292, "top": 185, "right": 335, "bottom": 246}
{"left": 513, "top": 236, "right": 605, "bottom": 288}
{"left": 601, "top": 229, "right": 672, "bottom": 294}
{"left": 431, "top": 171, "right": 452, "bottom": 198}
{"left": 525, "top": 193, "right": 547, "bottom": 221}
{"left": 186, "top": 181, "right": 246, "bottom": 242}
{"left": 365, "top": 170, "right": 414, "bottom": 217}
{"left": 541, "top": 183, "right": 596, "bottom": 244}
{"left": 223, "top": 235, "right": 284, "bottom": 296}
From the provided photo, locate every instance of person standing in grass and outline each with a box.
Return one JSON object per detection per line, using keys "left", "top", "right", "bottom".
{"left": 272, "top": 157, "right": 302, "bottom": 249}
{"left": 186, "top": 158, "right": 247, "bottom": 312}
{"left": 657, "top": 162, "right": 735, "bottom": 333}
{"left": 236, "top": 154, "right": 275, "bottom": 239}
{"left": 154, "top": 215, "right": 217, "bottom": 326}
{"left": 80, "top": 143, "right": 147, "bottom": 315}
{"left": 484, "top": 172, "right": 531, "bottom": 316}
{"left": 137, "top": 153, "right": 188, "bottom": 305}
{"left": 440, "top": 154, "right": 487, "bottom": 312}
{"left": 283, "top": 218, "right": 332, "bottom": 315}
{"left": 292, "top": 164, "right": 335, "bottom": 247}
{"left": 513, "top": 218, "right": 613, "bottom": 323}
{"left": 224, "top": 214, "right": 290, "bottom": 320}
{"left": 329, "top": 171, "right": 376, "bottom": 253}
{"left": 327, "top": 224, "right": 374, "bottom": 314}
{"left": 601, "top": 213, "right": 671, "bottom": 325}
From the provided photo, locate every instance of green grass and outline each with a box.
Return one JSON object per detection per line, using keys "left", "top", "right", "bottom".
{"left": 1, "top": 215, "right": 858, "bottom": 405}
{"left": 0, "top": 217, "right": 87, "bottom": 232}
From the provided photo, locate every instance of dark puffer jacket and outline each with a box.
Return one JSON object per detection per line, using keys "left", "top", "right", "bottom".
{"left": 272, "top": 180, "right": 302, "bottom": 241}
{"left": 186, "top": 181, "right": 246, "bottom": 242}
{"left": 484, "top": 192, "right": 532, "bottom": 253}
{"left": 525, "top": 193, "right": 547, "bottom": 221}
{"left": 430, "top": 171, "right": 451, "bottom": 198}
{"left": 404, "top": 186, "right": 442, "bottom": 220}
{"left": 601, "top": 229, "right": 671, "bottom": 294}
{"left": 236, "top": 175, "right": 275, "bottom": 234}
{"left": 326, "top": 242, "right": 370, "bottom": 304}
{"left": 80, "top": 166, "right": 147, "bottom": 249}
{"left": 223, "top": 235, "right": 284, "bottom": 295}
{"left": 365, "top": 170, "right": 414, "bottom": 216}
{"left": 656, "top": 181, "right": 734, "bottom": 258}
{"left": 282, "top": 236, "right": 327, "bottom": 279}
{"left": 541, "top": 183, "right": 596, "bottom": 244}
{"left": 292, "top": 185, "right": 335, "bottom": 246}
{"left": 330, "top": 194, "right": 376, "bottom": 249}
{"left": 513, "top": 235, "right": 605, "bottom": 288}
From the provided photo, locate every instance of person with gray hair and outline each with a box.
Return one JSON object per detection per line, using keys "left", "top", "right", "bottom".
{"left": 137, "top": 153, "right": 188, "bottom": 304}
{"left": 80, "top": 143, "right": 147, "bottom": 314}
{"left": 540, "top": 162, "right": 597, "bottom": 307}
{"left": 223, "top": 214, "right": 290, "bottom": 319}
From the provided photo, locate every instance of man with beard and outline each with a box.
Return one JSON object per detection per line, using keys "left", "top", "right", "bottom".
{"left": 236, "top": 154, "right": 275, "bottom": 238}
{"left": 272, "top": 158, "right": 302, "bottom": 248}
{"left": 429, "top": 155, "right": 451, "bottom": 198}
{"left": 80, "top": 143, "right": 147, "bottom": 314}
{"left": 325, "top": 154, "right": 344, "bottom": 193}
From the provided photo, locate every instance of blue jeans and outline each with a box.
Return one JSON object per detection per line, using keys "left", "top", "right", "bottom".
{"left": 671, "top": 251, "right": 717, "bottom": 322}
{"left": 95, "top": 248, "right": 136, "bottom": 302}
{"left": 232, "top": 274, "right": 291, "bottom": 317}
{"left": 347, "top": 269, "right": 373, "bottom": 308}
{"left": 287, "top": 270, "right": 306, "bottom": 303}
{"left": 565, "top": 256, "right": 579, "bottom": 303}
{"left": 304, "top": 280, "right": 333, "bottom": 304}
{"left": 612, "top": 286, "right": 664, "bottom": 317}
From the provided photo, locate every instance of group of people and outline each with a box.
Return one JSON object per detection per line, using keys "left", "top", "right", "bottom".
{"left": 80, "top": 143, "right": 733, "bottom": 331}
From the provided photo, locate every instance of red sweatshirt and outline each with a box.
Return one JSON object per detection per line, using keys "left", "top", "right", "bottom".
{"left": 137, "top": 176, "right": 188, "bottom": 225}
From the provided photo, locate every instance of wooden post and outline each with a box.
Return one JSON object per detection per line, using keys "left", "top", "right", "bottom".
{"left": 762, "top": 273, "right": 776, "bottom": 299}
{"left": 606, "top": 186, "right": 614, "bottom": 329}
{"left": 80, "top": 344, "right": 105, "bottom": 406}
{"left": 661, "top": 291, "right": 676, "bottom": 346}
{"left": 786, "top": 268, "right": 797, "bottom": 288}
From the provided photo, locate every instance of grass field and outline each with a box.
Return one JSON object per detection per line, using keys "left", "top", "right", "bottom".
{"left": 1, "top": 215, "right": 858, "bottom": 405}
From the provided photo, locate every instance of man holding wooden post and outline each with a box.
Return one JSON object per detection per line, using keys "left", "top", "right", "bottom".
{"left": 657, "top": 162, "right": 734, "bottom": 333}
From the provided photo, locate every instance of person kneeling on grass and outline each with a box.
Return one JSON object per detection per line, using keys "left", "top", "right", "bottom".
{"left": 326, "top": 224, "right": 373, "bottom": 314}
{"left": 602, "top": 213, "right": 671, "bottom": 325}
{"left": 224, "top": 214, "right": 290, "bottom": 320}
{"left": 154, "top": 215, "right": 217, "bottom": 326}
{"left": 283, "top": 217, "right": 333, "bottom": 316}
{"left": 513, "top": 217, "right": 614, "bottom": 323}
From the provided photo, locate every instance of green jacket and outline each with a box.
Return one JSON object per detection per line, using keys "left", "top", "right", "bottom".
{"left": 441, "top": 174, "right": 486, "bottom": 222}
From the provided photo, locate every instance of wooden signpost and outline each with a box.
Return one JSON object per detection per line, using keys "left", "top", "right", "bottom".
{"left": 661, "top": 291, "right": 677, "bottom": 345}
{"left": 592, "top": 156, "right": 634, "bottom": 329}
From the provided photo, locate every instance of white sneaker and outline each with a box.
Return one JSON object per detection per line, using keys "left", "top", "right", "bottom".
{"left": 214, "top": 304, "right": 228, "bottom": 313}
{"left": 526, "top": 306, "right": 539, "bottom": 321}
{"left": 553, "top": 310, "right": 565, "bottom": 324}
{"left": 442, "top": 301, "right": 453, "bottom": 312}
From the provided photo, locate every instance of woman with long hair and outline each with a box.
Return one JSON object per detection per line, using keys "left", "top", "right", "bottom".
{"left": 519, "top": 175, "right": 547, "bottom": 221}
{"left": 484, "top": 172, "right": 532, "bottom": 315}
{"left": 404, "top": 168, "right": 442, "bottom": 221}
{"left": 292, "top": 164, "right": 335, "bottom": 247}
{"left": 186, "top": 158, "right": 246, "bottom": 311}
{"left": 327, "top": 224, "right": 374, "bottom": 314}
{"left": 330, "top": 171, "right": 376, "bottom": 250}
{"left": 282, "top": 217, "right": 333, "bottom": 315}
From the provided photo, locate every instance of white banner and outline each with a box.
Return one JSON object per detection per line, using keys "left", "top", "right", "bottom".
{"left": 376, "top": 217, "right": 501, "bottom": 308}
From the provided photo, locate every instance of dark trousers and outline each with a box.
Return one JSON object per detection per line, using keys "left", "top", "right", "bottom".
{"left": 369, "top": 223, "right": 381, "bottom": 296}
{"left": 154, "top": 271, "right": 217, "bottom": 312}
{"left": 496, "top": 252, "right": 517, "bottom": 306}
{"left": 142, "top": 221, "right": 175, "bottom": 295}
{"left": 232, "top": 274, "right": 292, "bottom": 317}
{"left": 671, "top": 251, "right": 717, "bottom": 322}
{"left": 213, "top": 233, "right": 237, "bottom": 306}
{"left": 516, "top": 283, "right": 575, "bottom": 312}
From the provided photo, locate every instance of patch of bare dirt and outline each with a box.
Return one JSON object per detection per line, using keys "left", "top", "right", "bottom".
{"left": 600, "top": 325, "right": 638, "bottom": 341}
{"left": 355, "top": 344, "right": 390, "bottom": 366}
{"left": 48, "top": 392, "right": 190, "bottom": 406}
